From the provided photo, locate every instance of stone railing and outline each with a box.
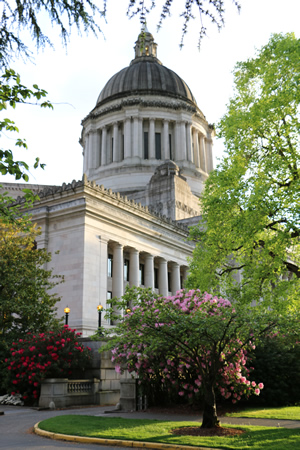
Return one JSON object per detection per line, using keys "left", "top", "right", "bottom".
{"left": 39, "top": 378, "right": 100, "bottom": 409}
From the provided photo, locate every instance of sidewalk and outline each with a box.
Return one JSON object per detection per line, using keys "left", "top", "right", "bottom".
{"left": 1, "top": 404, "right": 300, "bottom": 450}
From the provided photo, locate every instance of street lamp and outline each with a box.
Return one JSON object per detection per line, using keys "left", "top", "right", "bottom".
{"left": 97, "top": 304, "right": 103, "bottom": 334}
{"left": 125, "top": 308, "right": 131, "bottom": 314}
{"left": 64, "top": 306, "right": 70, "bottom": 325}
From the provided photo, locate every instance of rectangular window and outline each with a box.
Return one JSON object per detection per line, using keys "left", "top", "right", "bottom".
{"left": 155, "top": 133, "right": 161, "bottom": 159}
{"left": 108, "top": 254, "right": 113, "bottom": 277}
{"left": 168, "top": 272, "right": 171, "bottom": 293}
{"left": 144, "top": 132, "right": 149, "bottom": 159}
{"left": 169, "top": 133, "right": 172, "bottom": 160}
{"left": 107, "top": 291, "right": 112, "bottom": 300}
{"left": 124, "top": 259, "right": 130, "bottom": 282}
{"left": 154, "top": 267, "right": 159, "bottom": 289}
{"left": 139, "top": 263, "right": 145, "bottom": 286}
{"left": 121, "top": 134, "right": 124, "bottom": 161}
{"left": 111, "top": 137, "right": 114, "bottom": 162}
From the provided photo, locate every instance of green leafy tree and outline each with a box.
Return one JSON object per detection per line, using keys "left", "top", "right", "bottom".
{"left": 101, "top": 287, "right": 290, "bottom": 428}
{"left": 188, "top": 33, "right": 300, "bottom": 310}
{"left": 0, "top": 220, "right": 63, "bottom": 383}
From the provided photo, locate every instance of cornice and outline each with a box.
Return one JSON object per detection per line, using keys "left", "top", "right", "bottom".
{"left": 82, "top": 97, "right": 206, "bottom": 125}
{"left": 12, "top": 175, "right": 190, "bottom": 235}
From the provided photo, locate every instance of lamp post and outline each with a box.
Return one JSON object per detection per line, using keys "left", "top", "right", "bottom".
{"left": 97, "top": 304, "right": 103, "bottom": 335}
{"left": 64, "top": 306, "right": 70, "bottom": 325}
{"left": 125, "top": 308, "right": 131, "bottom": 314}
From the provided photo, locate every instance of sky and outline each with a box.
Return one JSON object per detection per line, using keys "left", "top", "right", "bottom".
{"left": 1, "top": 0, "right": 299, "bottom": 186}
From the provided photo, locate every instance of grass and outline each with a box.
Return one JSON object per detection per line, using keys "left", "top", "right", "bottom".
{"left": 38, "top": 415, "right": 300, "bottom": 450}
{"left": 226, "top": 406, "right": 300, "bottom": 421}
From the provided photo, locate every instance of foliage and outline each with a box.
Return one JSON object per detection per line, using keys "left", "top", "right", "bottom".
{"left": 100, "top": 286, "right": 285, "bottom": 428}
{"left": 249, "top": 335, "right": 300, "bottom": 407}
{"left": 126, "top": 0, "right": 241, "bottom": 49}
{"left": 188, "top": 33, "right": 300, "bottom": 309}
{"left": 0, "top": 220, "right": 63, "bottom": 390}
{"left": 0, "top": 0, "right": 104, "bottom": 68}
{"left": 0, "top": 0, "right": 241, "bottom": 65}
{"left": 0, "top": 68, "right": 52, "bottom": 181}
{"left": 3, "top": 326, "right": 91, "bottom": 403}
{"left": 0, "top": 68, "right": 54, "bottom": 210}
{"left": 38, "top": 415, "right": 300, "bottom": 450}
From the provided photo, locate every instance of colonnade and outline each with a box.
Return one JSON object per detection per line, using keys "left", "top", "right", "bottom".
{"left": 105, "top": 241, "right": 187, "bottom": 303}
{"left": 83, "top": 117, "right": 213, "bottom": 174}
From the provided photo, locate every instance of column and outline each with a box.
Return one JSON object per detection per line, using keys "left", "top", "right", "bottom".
{"left": 112, "top": 243, "right": 123, "bottom": 299}
{"left": 199, "top": 134, "right": 207, "bottom": 172}
{"left": 149, "top": 118, "right": 155, "bottom": 159}
{"left": 124, "top": 118, "right": 131, "bottom": 159}
{"left": 206, "top": 136, "right": 214, "bottom": 172}
{"left": 174, "top": 122, "right": 181, "bottom": 161}
{"left": 99, "top": 236, "right": 109, "bottom": 324}
{"left": 129, "top": 249, "right": 139, "bottom": 287}
{"left": 138, "top": 118, "right": 143, "bottom": 158}
{"left": 132, "top": 117, "right": 139, "bottom": 158}
{"left": 171, "top": 262, "right": 181, "bottom": 294}
{"left": 179, "top": 121, "right": 187, "bottom": 161}
{"left": 144, "top": 253, "right": 154, "bottom": 290}
{"left": 186, "top": 123, "right": 192, "bottom": 162}
{"left": 163, "top": 119, "right": 169, "bottom": 160}
{"left": 158, "top": 258, "right": 168, "bottom": 297}
{"left": 89, "top": 131, "right": 99, "bottom": 169}
{"left": 181, "top": 267, "right": 188, "bottom": 289}
{"left": 113, "top": 122, "right": 119, "bottom": 162}
{"left": 94, "top": 130, "right": 101, "bottom": 167}
{"left": 83, "top": 133, "right": 89, "bottom": 173}
{"left": 101, "top": 126, "right": 107, "bottom": 166}
{"left": 193, "top": 129, "right": 200, "bottom": 168}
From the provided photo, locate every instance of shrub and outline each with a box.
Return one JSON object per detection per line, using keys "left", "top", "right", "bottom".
{"left": 3, "top": 325, "right": 91, "bottom": 403}
{"left": 249, "top": 335, "right": 300, "bottom": 407}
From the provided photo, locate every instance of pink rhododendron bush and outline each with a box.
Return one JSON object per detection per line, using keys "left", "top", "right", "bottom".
{"left": 102, "top": 287, "right": 280, "bottom": 428}
{"left": 4, "top": 326, "right": 91, "bottom": 404}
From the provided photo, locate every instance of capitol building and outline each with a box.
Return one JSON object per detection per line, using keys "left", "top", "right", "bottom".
{"left": 3, "top": 28, "right": 214, "bottom": 336}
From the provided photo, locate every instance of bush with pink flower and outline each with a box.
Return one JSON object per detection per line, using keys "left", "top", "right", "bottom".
{"left": 102, "top": 286, "right": 280, "bottom": 428}
{"left": 4, "top": 326, "right": 91, "bottom": 404}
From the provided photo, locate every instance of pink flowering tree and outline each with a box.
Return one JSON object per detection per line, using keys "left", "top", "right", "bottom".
{"left": 3, "top": 326, "right": 91, "bottom": 403}
{"left": 102, "top": 287, "right": 280, "bottom": 428}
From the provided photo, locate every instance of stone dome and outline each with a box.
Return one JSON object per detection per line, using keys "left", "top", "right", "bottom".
{"left": 96, "top": 29, "right": 197, "bottom": 107}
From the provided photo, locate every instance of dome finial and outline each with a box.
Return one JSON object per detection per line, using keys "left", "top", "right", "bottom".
{"left": 134, "top": 26, "right": 158, "bottom": 59}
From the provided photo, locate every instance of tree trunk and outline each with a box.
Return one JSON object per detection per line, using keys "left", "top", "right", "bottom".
{"left": 201, "top": 383, "right": 219, "bottom": 428}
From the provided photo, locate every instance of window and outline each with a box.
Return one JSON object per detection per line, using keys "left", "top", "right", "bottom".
{"left": 121, "top": 134, "right": 124, "bottom": 161}
{"left": 168, "top": 272, "right": 171, "bottom": 292}
{"left": 154, "top": 267, "right": 159, "bottom": 289}
{"left": 108, "top": 254, "right": 113, "bottom": 277}
{"left": 155, "top": 133, "right": 161, "bottom": 159}
{"left": 124, "top": 259, "right": 130, "bottom": 282}
{"left": 144, "top": 132, "right": 149, "bottom": 159}
{"left": 139, "top": 263, "right": 145, "bottom": 286}
{"left": 107, "top": 291, "right": 112, "bottom": 300}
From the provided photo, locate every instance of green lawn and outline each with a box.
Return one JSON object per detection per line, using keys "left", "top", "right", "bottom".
{"left": 38, "top": 415, "right": 300, "bottom": 450}
{"left": 226, "top": 406, "right": 300, "bottom": 421}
